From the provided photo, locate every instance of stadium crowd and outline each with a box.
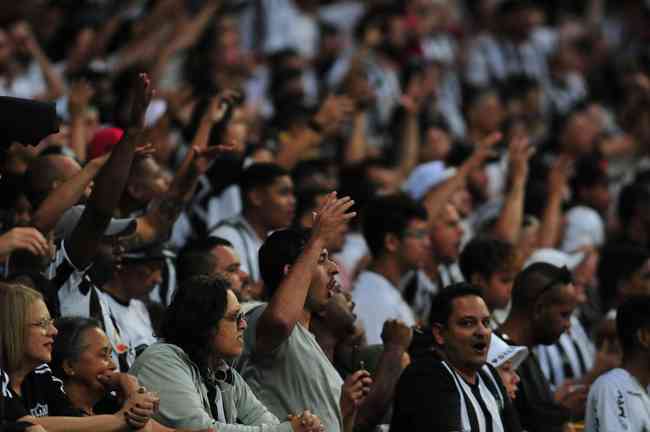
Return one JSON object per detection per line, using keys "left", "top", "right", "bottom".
{"left": 1, "top": 0, "right": 650, "bottom": 431}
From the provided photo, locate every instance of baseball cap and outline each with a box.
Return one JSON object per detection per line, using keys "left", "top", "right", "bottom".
{"left": 487, "top": 334, "right": 529, "bottom": 369}
{"left": 524, "top": 248, "right": 585, "bottom": 271}
{"left": 55, "top": 205, "right": 136, "bottom": 241}
{"left": 403, "top": 161, "right": 456, "bottom": 201}
{"left": 88, "top": 127, "right": 124, "bottom": 160}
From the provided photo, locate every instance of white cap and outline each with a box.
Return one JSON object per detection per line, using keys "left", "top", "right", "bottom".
{"left": 524, "top": 248, "right": 585, "bottom": 271}
{"left": 487, "top": 334, "right": 529, "bottom": 369}
{"left": 403, "top": 161, "right": 456, "bottom": 201}
{"left": 561, "top": 206, "right": 605, "bottom": 253}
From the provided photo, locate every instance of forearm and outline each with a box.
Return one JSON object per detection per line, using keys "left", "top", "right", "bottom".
{"left": 538, "top": 192, "right": 563, "bottom": 248}
{"left": 397, "top": 113, "right": 419, "bottom": 182}
{"left": 69, "top": 114, "right": 87, "bottom": 162}
{"left": 344, "top": 112, "right": 368, "bottom": 164}
{"left": 492, "top": 178, "right": 525, "bottom": 243}
{"left": 258, "top": 237, "right": 324, "bottom": 349}
{"left": 35, "top": 414, "right": 128, "bottom": 432}
{"left": 422, "top": 165, "right": 469, "bottom": 220}
{"left": 355, "top": 347, "right": 404, "bottom": 429}
{"left": 88, "top": 129, "right": 139, "bottom": 215}
{"left": 31, "top": 47, "right": 65, "bottom": 100}
{"left": 32, "top": 160, "right": 102, "bottom": 234}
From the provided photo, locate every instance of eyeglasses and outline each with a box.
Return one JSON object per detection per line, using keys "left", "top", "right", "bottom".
{"left": 535, "top": 266, "right": 573, "bottom": 302}
{"left": 29, "top": 318, "right": 55, "bottom": 331}
{"left": 223, "top": 311, "right": 245, "bottom": 326}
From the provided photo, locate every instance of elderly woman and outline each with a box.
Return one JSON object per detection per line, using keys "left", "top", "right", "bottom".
{"left": 130, "top": 275, "right": 323, "bottom": 432}
{"left": 50, "top": 316, "right": 212, "bottom": 432}
{"left": 0, "top": 282, "right": 154, "bottom": 431}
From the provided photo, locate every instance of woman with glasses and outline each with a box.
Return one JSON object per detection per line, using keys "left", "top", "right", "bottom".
{"left": 0, "top": 282, "right": 155, "bottom": 431}
{"left": 130, "top": 275, "right": 324, "bottom": 432}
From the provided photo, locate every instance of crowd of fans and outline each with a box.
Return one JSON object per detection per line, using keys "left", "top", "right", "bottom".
{"left": 1, "top": 0, "right": 650, "bottom": 431}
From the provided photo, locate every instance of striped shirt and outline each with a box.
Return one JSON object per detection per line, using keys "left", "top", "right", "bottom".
{"left": 535, "top": 315, "right": 595, "bottom": 391}
{"left": 47, "top": 243, "right": 136, "bottom": 371}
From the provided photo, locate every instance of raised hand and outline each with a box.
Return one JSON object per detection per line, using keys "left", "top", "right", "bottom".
{"left": 507, "top": 133, "right": 534, "bottom": 182}
{"left": 0, "top": 227, "right": 51, "bottom": 257}
{"left": 547, "top": 154, "right": 574, "bottom": 196}
{"left": 381, "top": 319, "right": 413, "bottom": 352}
{"left": 340, "top": 369, "right": 373, "bottom": 418}
{"left": 130, "top": 73, "right": 154, "bottom": 130}
{"left": 204, "top": 90, "right": 242, "bottom": 124}
{"left": 470, "top": 131, "right": 502, "bottom": 167}
{"left": 310, "top": 192, "right": 356, "bottom": 247}
{"left": 313, "top": 95, "right": 355, "bottom": 134}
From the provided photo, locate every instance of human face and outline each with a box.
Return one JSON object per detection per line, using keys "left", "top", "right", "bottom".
{"left": 430, "top": 204, "right": 464, "bottom": 263}
{"left": 399, "top": 219, "right": 431, "bottom": 270}
{"left": 434, "top": 295, "right": 491, "bottom": 373}
{"left": 534, "top": 283, "right": 577, "bottom": 345}
{"left": 485, "top": 270, "right": 515, "bottom": 310}
{"left": 497, "top": 361, "right": 520, "bottom": 400}
{"left": 121, "top": 260, "right": 164, "bottom": 299}
{"left": 258, "top": 175, "right": 296, "bottom": 230}
{"left": 67, "top": 327, "right": 117, "bottom": 399}
{"left": 306, "top": 249, "right": 339, "bottom": 313}
{"left": 212, "top": 290, "right": 247, "bottom": 359}
{"left": 213, "top": 245, "right": 252, "bottom": 302}
{"left": 24, "top": 300, "right": 58, "bottom": 367}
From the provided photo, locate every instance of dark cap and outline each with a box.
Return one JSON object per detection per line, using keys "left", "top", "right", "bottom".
{"left": 0, "top": 97, "right": 60, "bottom": 146}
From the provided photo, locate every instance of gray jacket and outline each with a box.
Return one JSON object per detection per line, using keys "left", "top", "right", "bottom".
{"left": 130, "top": 343, "right": 293, "bottom": 432}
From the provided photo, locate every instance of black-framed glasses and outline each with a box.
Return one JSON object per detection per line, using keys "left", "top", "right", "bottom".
{"left": 223, "top": 311, "right": 245, "bottom": 326}
{"left": 535, "top": 266, "right": 573, "bottom": 302}
{"left": 29, "top": 318, "right": 56, "bottom": 331}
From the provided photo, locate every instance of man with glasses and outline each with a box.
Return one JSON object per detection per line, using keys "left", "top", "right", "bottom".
{"left": 585, "top": 295, "right": 650, "bottom": 432}
{"left": 352, "top": 194, "right": 430, "bottom": 344}
{"left": 497, "top": 262, "right": 583, "bottom": 432}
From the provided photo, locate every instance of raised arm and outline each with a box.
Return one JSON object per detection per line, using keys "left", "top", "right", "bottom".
{"left": 422, "top": 132, "right": 502, "bottom": 220}
{"left": 120, "top": 92, "right": 238, "bottom": 251}
{"left": 11, "top": 21, "right": 65, "bottom": 101}
{"left": 492, "top": 134, "right": 532, "bottom": 243}
{"left": 355, "top": 320, "right": 412, "bottom": 431}
{"left": 256, "top": 192, "right": 356, "bottom": 354}
{"left": 67, "top": 80, "right": 95, "bottom": 163}
{"left": 66, "top": 73, "right": 152, "bottom": 268}
{"left": 395, "top": 80, "right": 424, "bottom": 183}
{"left": 538, "top": 155, "right": 572, "bottom": 249}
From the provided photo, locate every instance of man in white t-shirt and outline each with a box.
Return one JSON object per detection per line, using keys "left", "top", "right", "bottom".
{"left": 353, "top": 194, "right": 430, "bottom": 344}
{"left": 586, "top": 296, "right": 650, "bottom": 432}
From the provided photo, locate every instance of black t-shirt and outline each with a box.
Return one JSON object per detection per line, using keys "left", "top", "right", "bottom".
{"left": 8, "top": 364, "right": 82, "bottom": 418}
{"left": 1, "top": 368, "right": 32, "bottom": 432}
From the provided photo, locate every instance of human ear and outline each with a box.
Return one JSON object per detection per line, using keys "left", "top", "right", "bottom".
{"left": 385, "top": 233, "right": 399, "bottom": 253}
{"left": 62, "top": 359, "right": 76, "bottom": 377}
{"left": 432, "top": 323, "right": 445, "bottom": 346}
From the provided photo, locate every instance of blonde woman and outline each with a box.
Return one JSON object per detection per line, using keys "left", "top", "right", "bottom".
{"left": 0, "top": 282, "right": 155, "bottom": 432}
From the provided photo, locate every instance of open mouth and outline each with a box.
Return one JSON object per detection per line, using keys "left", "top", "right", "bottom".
{"left": 472, "top": 341, "right": 488, "bottom": 355}
{"left": 327, "top": 279, "right": 339, "bottom": 297}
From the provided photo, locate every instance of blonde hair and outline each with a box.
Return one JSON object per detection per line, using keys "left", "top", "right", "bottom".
{"left": 0, "top": 282, "right": 44, "bottom": 373}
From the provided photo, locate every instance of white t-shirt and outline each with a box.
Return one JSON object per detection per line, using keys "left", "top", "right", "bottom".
{"left": 48, "top": 243, "right": 136, "bottom": 370}
{"left": 586, "top": 368, "right": 650, "bottom": 432}
{"left": 352, "top": 270, "right": 415, "bottom": 345}
{"left": 210, "top": 214, "right": 263, "bottom": 282}
{"left": 102, "top": 295, "right": 157, "bottom": 356}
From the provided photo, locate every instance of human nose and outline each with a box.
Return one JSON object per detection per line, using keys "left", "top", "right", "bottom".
{"left": 239, "top": 317, "right": 248, "bottom": 330}
{"left": 49, "top": 323, "right": 58, "bottom": 336}
{"left": 108, "top": 357, "right": 117, "bottom": 371}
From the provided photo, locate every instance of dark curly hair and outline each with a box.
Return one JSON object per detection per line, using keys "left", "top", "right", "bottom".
{"left": 159, "top": 275, "right": 230, "bottom": 371}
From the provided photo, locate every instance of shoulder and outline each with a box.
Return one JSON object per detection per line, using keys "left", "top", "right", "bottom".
{"left": 589, "top": 369, "right": 627, "bottom": 399}
{"left": 132, "top": 343, "right": 189, "bottom": 371}
{"left": 399, "top": 358, "right": 455, "bottom": 392}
